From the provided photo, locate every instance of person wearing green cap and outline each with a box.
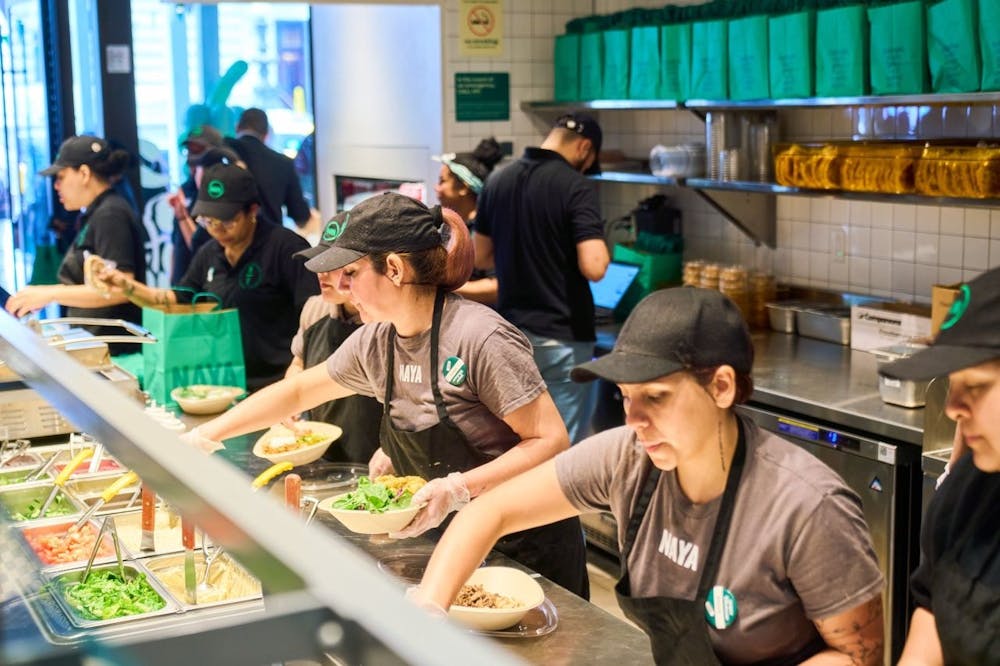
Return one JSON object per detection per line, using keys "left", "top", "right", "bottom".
{"left": 882, "top": 266, "right": 1000, "bottom": 666}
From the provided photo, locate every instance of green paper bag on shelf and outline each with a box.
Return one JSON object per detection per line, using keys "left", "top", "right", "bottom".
{"left": 579, "top": 31, "right": 604, "bottom": 99}
{"left": 603, "top": 29, "right": 631, "bottom": 99}
{"left": 660, "top": 22, "right": 692, "bottom": 102}
{"left": 981, "top": 0, "right": 1000, "bottom": 90}
{"left": 927, "top": 0, "right": 980, "bottom": 92}
{"left": 769, "top": 10, "right": 814, "bottom": 99}
{"left": 628, "top": 25, "right": 660, "bottom": 99}
{"left": 728, "top": 15, "right": 769, "bottom": 101}
{"left": 554, "top": 33, "right": 581, "bottom": 101}
{"left": 815, "top": 4, "right": 869, "bottom": 96}
{"left": 868, "top": 1, "right": 928, "bottom": 95}
{"left": 141, "top": 291, "right": 246, "bottom": 405}
{"left": 691, "top": 19, "right": 728, "bottom": 100}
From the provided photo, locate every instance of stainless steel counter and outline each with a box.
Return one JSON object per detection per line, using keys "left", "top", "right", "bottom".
{"left": 749, "top": 331, "right": 925, "bottom": 446}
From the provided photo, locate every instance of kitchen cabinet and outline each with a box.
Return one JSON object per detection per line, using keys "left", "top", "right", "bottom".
{"left": 522, "top": 92, "right": 1000, "bottom": 248}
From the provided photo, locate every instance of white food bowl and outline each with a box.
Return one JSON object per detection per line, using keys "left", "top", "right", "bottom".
{"left": 252, "top": 421, "right": 343, "bottom": 467}
{"left": 170, "top": 385, "right": 245, "bottom": 415}
{"left": 448, "top": 566, "right": 545, "bottom": 631}
{"left": 317, "top": 493, "right": 421, "bottom": 535}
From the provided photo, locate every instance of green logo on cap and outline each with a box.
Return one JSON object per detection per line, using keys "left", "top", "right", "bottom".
{"left": 941, "top": 284, "right": 971, "bottom": 330}
{"left": 240, "top": 262, "right": 263, "bottom": 290}
{"left": 207, "top": 179, "right": 225, "bottom": 199}
{"left": 322, "top": 213, "right": 349, "bottom": 243}
{"left": 442, "top": 356, "right": 467, "bottom": 386}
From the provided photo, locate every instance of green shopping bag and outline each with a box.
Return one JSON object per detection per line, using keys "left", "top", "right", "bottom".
{"left": 868, "top": 1, "right": 928, "bottom": 94}
{"left": 981, "top": 0, "right": 1000, "bottom": 90}
{"left": 816, "top": 4, "right": 869, "bottom": 96}
{"left": 660, "top": 23, "right": 692, "bottom": 101}
{"left": 769, "top": 10, "right": 814, "bottom": 99}
{"left": 579, "top": 31, "right": 604, "bottom": 99}
{"left": 603, "top": 29, "right": 631, "bottom": 99}
{"left": 728, "top": 15, "right": 769, "bottom": 101}
{"left": 142, "top": 289, "right": 246, "bottom": 405}
{"left": 927, "top": 0, "right": 979, "bottom": 92}
{"left": 629, "top": 25, "right": 660, "bottom": 99}
{"left": 554, "top": 33, "right": 581, "bottom": 101}
{"left": 691, "top": 19, "right": 728, "bottom": 100}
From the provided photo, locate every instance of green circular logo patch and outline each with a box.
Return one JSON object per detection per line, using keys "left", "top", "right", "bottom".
{"left": 240, "top": 262, "right": 263, "bottom": 290}
{"left": 442, "top": 356, "right": 468, "bottom": 386}
{"left": 206, "top": 179, "right": 225, "bottom": 199}
{"left": 941, "top": 284, "right": 971, "bottom": 330}
{"left": 322, "top": 214, "right": 349, "bottom": 243}
{"left": 704, "top": 586, "right": 738, "bottom": 630}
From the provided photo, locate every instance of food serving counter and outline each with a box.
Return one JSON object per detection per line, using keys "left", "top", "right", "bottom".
{"left": 0, "top": 311, "right": 653, "bottom": 666}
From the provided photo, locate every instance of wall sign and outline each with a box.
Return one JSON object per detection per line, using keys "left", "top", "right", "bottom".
{"left": 459, "top": 0, "right": 503, "bottom": 56}
{"left": 455, "top": 72, "right": 509, "bottom": 122}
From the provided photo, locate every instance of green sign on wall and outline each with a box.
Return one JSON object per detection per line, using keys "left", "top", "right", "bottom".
{"left": 455, "top": 72, "right": 509, "bottom": 122}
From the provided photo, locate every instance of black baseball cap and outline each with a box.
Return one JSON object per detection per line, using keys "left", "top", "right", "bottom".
{"left": 571, "top": 287, "right": 753, "bottom": 384}
{"left": 881, "top": 267, "right": 1000, "bottom": 380}
{"left": 40, "top": 135, "right": 110, "bottom": 176}
{"left": 191, "top": 163, "right": 259, "bottom": 220}
{"left": 555, "top": 113, "right": 603, "bottom": 175}
{"left": 295, "top": 213, "right": 348, "bottom": 261}
{"left": 304, "top": 193, "right": 445, "bottom": 273}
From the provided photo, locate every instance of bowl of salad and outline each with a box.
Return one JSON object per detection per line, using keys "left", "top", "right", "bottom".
{"left": 319, "top": 475, "right": 426, "bottom": 534}
{"left": 170, "top": 385, "right": 245, "bottom": 415}
{"left": 252, "top": 421, "right": 343, "bottom": 467}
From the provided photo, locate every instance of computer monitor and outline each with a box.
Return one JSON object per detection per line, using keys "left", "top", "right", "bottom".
{"left": 590, "top": 262, "right": 640, "bottom": 311}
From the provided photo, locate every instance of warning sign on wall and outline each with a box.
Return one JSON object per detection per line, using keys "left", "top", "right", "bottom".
{"left": 459, "top": 0, "right": 503, "bottom": 57}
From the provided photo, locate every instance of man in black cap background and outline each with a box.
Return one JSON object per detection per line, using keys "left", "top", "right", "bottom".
{"left": 474, "top": 113, "right": 610, "bottom": 443}
{"left": 883, "top": 265, "right": 1000, "bottom": 666}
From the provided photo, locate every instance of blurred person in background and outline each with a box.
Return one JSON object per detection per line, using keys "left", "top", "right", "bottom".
{"left": 432, "top": 137, "right": 503, "bottom": 305}
{"left": 167, "top": 125, "right": 225, "bottom": 281}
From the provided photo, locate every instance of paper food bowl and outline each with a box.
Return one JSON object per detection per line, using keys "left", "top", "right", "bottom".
{"left": 318, "top": 493, "right": 421, "bottom": 535}
{"left": 252, "top": 421, "right": 343, "bottom": 467}
{"left": 170, "top": 385, "right": 245, "bottom": 415}
{"left": 448, "top": 566, "right": 546, "bottom": 631}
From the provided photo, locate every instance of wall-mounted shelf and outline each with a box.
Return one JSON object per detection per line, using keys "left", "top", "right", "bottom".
{"left": 520, "top": 99, "right": 681, "bottom": 112}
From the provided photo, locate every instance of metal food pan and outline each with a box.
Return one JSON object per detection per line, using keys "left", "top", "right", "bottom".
{"left": 0, "top": 465, "right": 50, "bottom": 488}
{"left": 765, "top": 302, "right": 800, "bottom": 333}
{"left": 18, "top": 518, "right": 128, "bottom": 572}
{"left": 44, "top": 562, "right": 178, "bottom": 628}
{"left": 0, "top": 484, "right": 86, "bottom": 522}
{"left": 796, "top": 307, "right": 851, "bottom": 345}
{"left": 144, "top": 551, "right": 263, "bottom": 610}
{"left": 110, "top": 509, "right": 204, "bottom": 557}
{"left": 65, "top": 475, "right": 141, "bottom": 514}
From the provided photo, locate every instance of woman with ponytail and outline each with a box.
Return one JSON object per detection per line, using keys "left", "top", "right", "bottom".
{"left": 188, "top": 193, "right": 589, "bottom": 598}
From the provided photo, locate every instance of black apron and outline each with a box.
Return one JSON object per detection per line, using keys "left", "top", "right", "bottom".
{"left": 930, "top": 500, "right": 1000, "bottom": 665}
{"left": 378, "top": 290, "right": 589, "bottom": 599}
{"left": 301, "top": 314, "right": 381, "bottom": 465}
{"left": 615, "top": 420, "right": 824, "bottom": 666}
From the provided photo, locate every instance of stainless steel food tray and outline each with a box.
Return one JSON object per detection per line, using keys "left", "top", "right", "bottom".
{"left": 144, "top": 551, "right": 263, "bottom": 611}
{"left": 0, "top": 484, "right": 87, "bottom": 522}
{"left": 796, "top": 306, "right": 851, "bottom": 345}
{"left": 17, "top": 517, "right": 129, "bottom": 573}
{"left": 43, "top": 562, "right": 179, "bottom": 628}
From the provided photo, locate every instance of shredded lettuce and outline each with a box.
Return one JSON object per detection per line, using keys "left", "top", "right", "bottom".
{"left": 61, "top": 569, "right": 166, "bottom": 621}
{"left": 332, "top": 476, "right": 414, "bottom": 513}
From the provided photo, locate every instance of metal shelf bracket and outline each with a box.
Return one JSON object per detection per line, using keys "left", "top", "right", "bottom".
{"left": 692, "top": 187, "right": 776, "bottom": 248}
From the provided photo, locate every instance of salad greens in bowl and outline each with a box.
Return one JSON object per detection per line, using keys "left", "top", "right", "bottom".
{"left": 319, "top": 475, "right": 426, "bottom": 534}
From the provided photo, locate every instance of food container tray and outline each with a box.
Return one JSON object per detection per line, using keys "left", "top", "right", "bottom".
{"left": 18, "top": 518, "right": 126, "bottom": 572}
{"left": 49, "top": 449, "right": 123, "bottom": 478}
{"left": 66, "top": 475, "right": 142, "bottom": 514}
{"left": 0, "top": 484, "right": 86, "bottom": 522}
{"left": 774, "top": 141, "right": 922, "bottom": 194}
{"left": 774, "top": 143, "right": 841, "bottom": 189}
{"left": 796, "top": 307, "right": 851, "bottom": 345}
{"left": 0, "top": 450, "right": 45, "bottom": 472}
{"left": 110, "top": 508, "right": 204, "bottom": 557}
{"left": 44, "top": 562, "right": 178, "bottom": 628}
{"left": 0, "top": 465, "right": 50, "bottom": 488}
{"left": 871, "top": 343, "right": 931, "bottom": 408}
{"left": 765, "top": 302, "right": 801, "bottom": 333}
{"left": 144, "top": 551, "right": 262, "bottom": 610}
{"left": 914, "top": 144, "right": 1000, "bottom": 198}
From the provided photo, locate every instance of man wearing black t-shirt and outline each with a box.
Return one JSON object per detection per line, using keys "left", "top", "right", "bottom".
{"left": 474, "top": 114, "right": 610, "bottom": 443}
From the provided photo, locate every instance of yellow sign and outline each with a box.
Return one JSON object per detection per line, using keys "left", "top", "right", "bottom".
{"left": 459, "top": 0, "right": 503, "bottom": 56}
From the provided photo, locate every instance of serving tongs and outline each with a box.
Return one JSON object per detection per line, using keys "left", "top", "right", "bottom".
{"left": 0, "top": 438, "right": 29, "bottom": 468}
{"left": 81, "top": 515, "right": 125, "bottom": 585}
{"left": 70, "top": 471, "right": 140, "bottom": 530}
{"left": 37, "top": 447, "right": 93, "bottom": 518}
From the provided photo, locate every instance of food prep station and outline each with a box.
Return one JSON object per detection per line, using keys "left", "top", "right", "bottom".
{"left": 1, "top": 313, "right": 653, "bottom": 665}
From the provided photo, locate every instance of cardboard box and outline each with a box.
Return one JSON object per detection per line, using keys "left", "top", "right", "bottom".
{"left": 850, "top": 302, "right": 932, "bottom": 352}
{"left": 931, "top": 283, "right": 962, "bottom": 335}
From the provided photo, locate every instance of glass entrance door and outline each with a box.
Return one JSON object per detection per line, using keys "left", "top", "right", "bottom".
{"left": 0, "top": 0, "right": 51, "bottom": 294}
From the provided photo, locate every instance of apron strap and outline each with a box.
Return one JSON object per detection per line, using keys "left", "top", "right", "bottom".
{"left": 621, "top": 463, "right": 662, "bottom": 566}
{"left": 697, "top": 417, "right": 747, "bottom": 597}
{"left": 383, "top": 289, "right": 450, "bottom": 423}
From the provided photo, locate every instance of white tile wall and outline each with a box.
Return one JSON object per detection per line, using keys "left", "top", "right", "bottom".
{"left": 440, "top": 0, "right": 1000, "bottom": 304}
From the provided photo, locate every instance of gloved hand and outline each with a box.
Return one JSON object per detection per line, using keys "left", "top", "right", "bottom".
{"left": 389, "top": 472, "right": 470, "bottom": 539}
{"left": 179, "top": 426, "right": 225, "bottom": 454}
{"left": 405, "top": 585, "right": 448, "bottom": 619}
{"left": 368, "top": 447, "right": 394, "bottom": 478}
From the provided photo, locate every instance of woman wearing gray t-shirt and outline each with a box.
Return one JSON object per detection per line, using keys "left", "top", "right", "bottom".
{"left": 412, "top": 287, "right": 885, "bottom": 665}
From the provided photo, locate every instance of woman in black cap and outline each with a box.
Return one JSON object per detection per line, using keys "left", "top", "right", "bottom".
{"left": 6, "top": 135, "right": 147, "bottom": 350}
{"left": 95, "top": 162, "right": 318, "bottom": 391}
{"left": 885, "top": 267, "right": 1000, "bottom": 666}
{"left": 411, "top": 287, "right": 885, "bottom": 665}
{"left": 432, "top": 137, "right": 503, "bottom": 304}
{"left": 185, "top": 192, "right": 589, "bottom": 599}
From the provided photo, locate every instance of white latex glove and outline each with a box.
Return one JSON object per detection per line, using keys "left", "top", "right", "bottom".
{"left": 405, "top": 585, "right": 447, "bottom": 619}
{"left": 179, "top": 426, "right": 225, "bottom": 454}
{"left": 368, "top": 448, "right": 394, "bottom": 478}
{"left": 389, "top": 472, "right": 470, "bottom": 539}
